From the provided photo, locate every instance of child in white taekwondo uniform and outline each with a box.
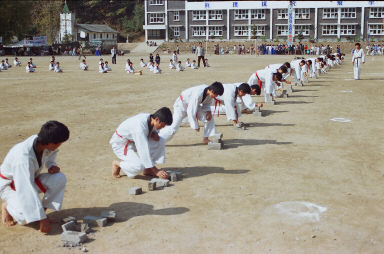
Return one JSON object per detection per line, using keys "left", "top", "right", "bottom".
{"left": 139, "top": 59, "right": 147, "bottom": 68}
{"left": 159, "top": 82, "right": 224, "bottom": 144}
{"left": 104, "top": 61, "right": 112, "bottom": 71}
{"left": 290, "top": 59, "right": 306, "bottom": 86}
{"left": 5, "top": 58, "right": 12, "bottom": 68}
{"left": 54, "top": 62, "right": 63, "bottom": 73}
{"left": 99, "top": 62, "right": 108, "bottom": 73}
{"left": 265, "top": 63, "right": 290, "bottom": 90}
{"left": 29, "top": 58, "right": 37, "bottom": 68}
{"left": 176, "top": 61, "right": 184, "bottom": 72}
{"left": 26, "top": 62, "right": 35, "bottom": 73}
{"left": 110, "top": 107, "right": 173, "bottom": 180}
{"left": 1, "top": 60, "right": 8, "bottom": 70}
{"left": 0, "top": 121, "right": 69, "bottom": 234}
{"left": 352, "top": 43, "right": 365, "bottom": 80}
{"left": 80, "top": 59, "right": 88, "bottom": 70}
{"left": 248, "top": 69, "right": 283, "bottom": 102}
{"left": 185, "top": 58, "right": 191, "bottom": 67}
{"left": 169, "top": 59, "right": 176, "bottom": 69}
{"left": 152, "top": 63, "right": 161, "bottom": 74}
{"left": 14, "top": 57, "right": 21, "bottom": 67}
{"left": 211, "top": 83, "right": 251, "bottom": 126}
{"left": 48, "top": 60, "right": 55, "bottom": 71}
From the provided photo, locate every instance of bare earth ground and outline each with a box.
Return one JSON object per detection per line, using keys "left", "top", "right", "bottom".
{"left": 0, "top": 52, "right": 383, "bottom": 254}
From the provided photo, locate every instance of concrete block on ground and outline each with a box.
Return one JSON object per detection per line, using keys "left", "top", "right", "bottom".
{"left": 148, "top": 181, "right": 156, "bottom": 191}
{"left": 80, "top": 223, "right": 90, "bottom": 233}
{"left": 129, "top": 187, "right": 143, "bottom": 195}
{"left": 253, "top": 110, "right": 262, "bottom": 117}
{"left": 149, "top": 178, "right": 170, "bottom": 188}
{"left": 266, "top": 100, "right": 275, "bottom": 105}
{"left": 62, "top": 221, "right": 76, "bottom": 232}
{"left": 287, "top": 85, "right": 293, "bottom": 94}
{"left": 100, "top": 210, "right": 116, "bottom": 221}
{"left": 166, "top": 170, "right": 183, "bottom": 181}
{"left": 83, "top": 216, "right": 107, "bottom": 227}
{"left": 208, "top": 141, "right": 223, "bottom": 150}
{"left": 61, "top": 231, "right": 87, "bottom": 245}
{"left": 61, "top": 216, "right": 77, "bottom": 223}
{"left": 210, "top": 133, "right": 223, "bottom": 143}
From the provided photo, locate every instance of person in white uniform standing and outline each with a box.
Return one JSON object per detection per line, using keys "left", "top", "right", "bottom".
{"left": 0, "top": 121, "right": 69, "bottom": 233}
{"left": 352, "top": 43, "right": 365, "bottom": 80}
{"left": 110, "top": 107, "right": 173, "bottom": 179}
{"left": 159, "top": 82, "right": 224, "bottom": 144}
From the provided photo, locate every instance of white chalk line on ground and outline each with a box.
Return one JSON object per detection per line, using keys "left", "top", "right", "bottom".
{"left": 268, "top": 201, "right": 327, "bottom": 223}
{"left": 330, "top": 118, "right": 351, "bottom": 123}
{"left": 340, "top": 90, "right": 353, "bottom": 93}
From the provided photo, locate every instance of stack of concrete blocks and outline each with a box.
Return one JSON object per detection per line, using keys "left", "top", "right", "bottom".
{"left": 253, "top": 106, "right": 263, "bottom": 117}
{"left": 101, "top": 210, "right": 116, "bottom": 222}
{"left": 208, "top": 133, "right": 223, "bottom": 150}
{"left": 280, "top": 90, "right": 288, "bottom": 98}
{"left": 233, "top": 122, "right": 246, "bottom": 130}
{"left": 129, "top": 187, "right": 143, "bottom": 195}
{"left": 149, "top": 178, "right": 170, "bottom": 190}
{"left": 266, "top": 98, "right": 276, "bottom": 105}
{"left": 61, "top": 218, "right": 89, "bottom": 246}
{"left": 286, "top": 85, "right": 293, "bottom": 94}
{"left": 83, "top": 216, "right": 107, "bottom": 227}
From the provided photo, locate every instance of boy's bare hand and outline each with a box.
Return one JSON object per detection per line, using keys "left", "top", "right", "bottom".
{"left": 39, "top": 218, "right": 51, "bottom": 234}
{"left": 206, "top": 112, "right": 212, "bottom": 121}
{"left": 48, "top": 166, "right": 60, "bottom": 174}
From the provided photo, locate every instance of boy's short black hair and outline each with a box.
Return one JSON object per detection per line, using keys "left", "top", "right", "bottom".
{"left": 208, "top": 81, "right": 224, "bottom": 96}
{"left": 250, "top": 85, "right": 261, "bottom": 95}
{"left": 300, "top": 60, "right": 306, "bottom": 65}
{"left": 279, "top": 65, "right": 288, "bottom": 73}
{"left": 355, "top": 43, "right": 361, "bottom": 47}
{"left": 152, "top": 107, "right": 173, "bottom": 125}
{"left": 37, "top": 121, "right": 70, "bottom": 145}
{"left": 283, "top": 62, "right": 291, "bottom": 68}
{"left": 274, "top": 72, "right": 283, "bottom": 81}
{"left": 238, "top": 83, "right": 251, "bottom": 94}
{"left": 307, "top": 60, "right": 312, "bottom": 65}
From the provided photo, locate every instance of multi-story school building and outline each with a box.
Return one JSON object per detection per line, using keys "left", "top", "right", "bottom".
{"left": 143, "top": 0, "right": 384, "bottom": 42}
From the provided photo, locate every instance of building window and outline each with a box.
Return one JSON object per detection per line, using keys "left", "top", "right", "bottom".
{"left": 208, "top": 26, "right": 223, "bottom": 37}
{"left": 192, "top": 10, "right": 206, "bottom": 21}
{"left": 368, "top": 24, "right": 384, "bottom": 35}
{"left": 93, "top": 34, "right": 96, "bottom": 39}
{"left": 277, "top": 25, "right": 288, "bottom": 35}
{"left": 192, "top": 26, "right": 206, "bottom": 36}
{"left": 323, "top": 8, "right": 338, "bottom": 19}
{"left": 149, "top": 13, "right": 164, "bottom": 23}
{"left": 173, "top": 27, "right": 180, "bottom": 37}
{"left": 295, "top": 25, "right": 310, "bottom": 36}
{"left": 149, "top": 0, "right": 163, "bottom": 5}
{"left": 112, "top": 34, "right": 115, "bottom": 39}
{"left": 107, "top": 34, "right": 109, "bottom": 39}
{"left": 251, "top": 25, "right": 265, "bottom": 36}
{"left": 295, "top": 8, "right": 310, "bottom": 19}
{"left": 234, "top": 9, "right": 248, "bottom": 20}
{"left": 369, "top": 7, "right": 384, "bottom": 18}
{"left": 251, "top": 9, "right": 265, "bottom": 19}
{"left": 100, "top": 33, "right": 102, "bottom": 39}
{"left": 340, "top": 24, "right": 356, "bottom": 35}
{"left": 322, "top": 24, "right": 338, "bottom": 35}
{"left": 209, "top": 10, "right": 223, "bottom": 20}
{"left": 340, "top": 8, "right": 356, "bottom": 18}
{"left": 174, "top": 11, "right": 179, "bottom": 21}
{"left": 277, "top": 9, "right": 288, "bottom": 19}
{"left": 234, "top": 26, "right": 249, "bottom": 36}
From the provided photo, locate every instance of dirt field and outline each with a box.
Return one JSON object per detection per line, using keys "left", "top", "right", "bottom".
{"left": 0, "top": 52, "right": 383, "bottom": 254}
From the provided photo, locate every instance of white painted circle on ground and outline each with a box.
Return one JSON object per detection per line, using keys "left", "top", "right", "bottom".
{"left": 340, "top": 90, "right": 353, "bottom": 93}
{"left": 330, "top": 118, "right": 351, "bottom": 123}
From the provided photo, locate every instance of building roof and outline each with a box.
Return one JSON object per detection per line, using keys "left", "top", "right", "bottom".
{"left": 77, "top": 24, "right": 118, "bottom": 33}
{"left": 62, "top": 2, "right": 70, "bottom": 13}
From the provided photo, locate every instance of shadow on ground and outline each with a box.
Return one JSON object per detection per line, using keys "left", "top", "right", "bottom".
{"left": 28, "top": 202, "right": 190, "bottom": 235}
{"left": 163, "top": 166, "right": 249, "bottom": 179}
{"left": 223, "top": 138, "right": 292, "bottom": 149}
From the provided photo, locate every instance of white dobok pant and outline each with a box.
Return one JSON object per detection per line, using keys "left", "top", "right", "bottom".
{"left": 0, "top": 172, "right": 66, "bottom": 224}
{"left": 353, "top": 58, "right": 362, "bottom": 80}
{"left": 111, "top": 138, "right": 166, "bottom": 178}
{"left": 159, "top": 107, "right": 216, "bottom": 142}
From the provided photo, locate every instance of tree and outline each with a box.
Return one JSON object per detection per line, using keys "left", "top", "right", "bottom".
{"left": 251, "top": 25, "right": 257, "bottom": 40}
{"left": 31, "top": 0, "right": 62, "bottom": 44}
{"left": 297, "top": 31, "right": 304, "bottom": 43}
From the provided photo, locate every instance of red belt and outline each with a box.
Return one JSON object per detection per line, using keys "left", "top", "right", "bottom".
{"left": 0, "top": 172, "right": 46, "bottom": 193}
{"left": 115, "top": 130, "right": 131, "bottom": 156}
{"left": 255, "top": 72, "right": 262, "bottom": 89}
{"left": 213, "top": 98, "right": 221, "bottom": 117}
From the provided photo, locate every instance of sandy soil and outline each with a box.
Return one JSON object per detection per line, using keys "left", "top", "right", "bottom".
{"left": 0, "top": 52, "right": 383, "bottom": 254}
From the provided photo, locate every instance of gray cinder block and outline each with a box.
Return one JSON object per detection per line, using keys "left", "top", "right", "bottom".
{"left": 287, "top": 85, "right": 293, "bottom": 93}
{"left": 80, "top": 223, "right": 90, "bottom": 233}
{"left": 149, "top": 178, "right": 170, "bottom": 188}
{"left": 210, "top": 133, "right": 223, "bottom": 143}
{"left": 61, "top": 231, "right": 87, "bottom": 244}
{"left": 253, "top": 110, "right": 262, "bottom": 117}
{"left": 266, "top": 100, "right": 275, "bottom": 105}
{"left": 208, "top": 141, "right": 223, "bottom": 150}
{"left": 100, "top": 210, "right": 116, "bottom": 221}
{"left": 62, "top": 216, "right": 77, "bottom": 223}
{"left": 170, "top": 172, "right": 178, "bottom": 182}
{"left": 129, "top": 187, "right": 142, "bottom": 195}
{"left": 148, "top": 182, "right": 156, "bottom": 191}
{"left": 62, "top": 221, "right": 76, "bottom": 232}
{"left": 83, "top": 216, "right": 107, "bottom": 227}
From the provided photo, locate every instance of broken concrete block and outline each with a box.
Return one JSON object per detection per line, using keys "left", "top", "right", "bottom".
{"left": 266, "top": 100, "right": 275, "bottom": 105}
{"left": 100, "top": 210, "right": 116, "bottom": 221}
{"left": 148, "top": 181, "right": 156, "bottom": 191}
{"left": 166, "top": 170, "right": 183, "bottom": 181}
{"left": 61, "top": 216, "right": 77, "bottom": 223}
{"left": 170, "top": 172, "right": 178, "bottom": 182}
{"left": 61, "top": 231, "right": 87, "bottom": 244}
{"left": 286, "top": 85, "right": 293, "bottom": 93}
{"left": 208, "top": 141, "right": 223, "bottom": 150}
{"left": 83, "top": 216, "right": 107, "bottom": 227}
{"left": 62, "top": 221, "right": 76, "bottom": 232}
{"left": 253, "top": 110, "right": 262, "bottom": 117}
{"left": 80, "top": 223, "right": 90, "bottom": 233}
{"left": 129, "top": 187, "right": 143, "bottom": 195}
{"left": 210, "top": 133, "right": 223, "bottom": 143}
{"left": 149, "top": 178, "right": 170, "bottom": 188}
